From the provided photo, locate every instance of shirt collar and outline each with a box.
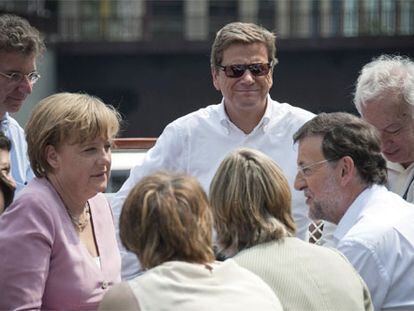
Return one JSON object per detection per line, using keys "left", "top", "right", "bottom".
{"left": 218, "top": 100, "right": 231, "bottom": 134}
{"left": 218, "top": 95, "right": 272, "bottom": 134}
{"left": 260, "top": 95, "right": 272, "bottom": 131}
{"left": 387, "top": 160, "right": 414, "bottom": 173}
{"left": 332, "top": 184, "right": 384, "bottom": 244}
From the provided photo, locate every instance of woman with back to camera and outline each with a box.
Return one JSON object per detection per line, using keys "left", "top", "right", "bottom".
{"left": 0, "top": 92, "right": 122, "bottom": 310}
{"left": 99, "top": 171, "right": 283, "bottom": 311}
{"left": 210, "top": 147, "right": 373, "bottom": 311}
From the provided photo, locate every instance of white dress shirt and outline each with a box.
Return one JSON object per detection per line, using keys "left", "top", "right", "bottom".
{"left": 387, "top": 161, "right": 414, "bottom": 203}
{"left": 112, "top": 96, "right": 314, "bottom": 280}
{"left": 328, "top": 184, "right": 414, "bottom": 311}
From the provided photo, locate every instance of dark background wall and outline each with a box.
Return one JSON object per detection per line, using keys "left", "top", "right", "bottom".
{"left": 2, "top": 0, "right": 412, "bottom": 138}
{"left": 57, "top": 44, "right": 414, "bottom": 137}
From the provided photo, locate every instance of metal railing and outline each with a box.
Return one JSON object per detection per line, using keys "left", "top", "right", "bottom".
{"left": 1, "top": 0, "right": 413, "bottom": 42}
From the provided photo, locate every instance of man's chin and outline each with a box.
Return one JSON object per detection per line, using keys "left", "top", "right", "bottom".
{"left": 383, "top": 148, "right": 404, "bottom": 160}
{"left": 7, "top": 103, "right": 23, "bottom": 114}
{"left": 308, "top": 206, "right": 324, "bottom": 221}
{"left": 384, "top": 154, "right": 409, "bottom": 167}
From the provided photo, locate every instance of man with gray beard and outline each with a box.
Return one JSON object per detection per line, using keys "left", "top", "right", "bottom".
{"left": 293, "top": 112, "right": 414, "bottom": 311}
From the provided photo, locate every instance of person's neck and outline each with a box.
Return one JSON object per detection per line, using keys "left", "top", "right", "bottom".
{"left": 46, "top": 174, "right": 87, "bottom": 217}
{"left": 334, "top": 182, "right": 369, "bottom": 224}
{"left": 224, "top": 102, "right": 266, "bottom": 134}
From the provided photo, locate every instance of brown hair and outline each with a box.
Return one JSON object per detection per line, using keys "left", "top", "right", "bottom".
{"left": 120, "top": 171, "right": 215, "bottom": 269}
{"left": 0, "top": 14, "right": 45, "bottom": 56}
{"left": 210, "top": 22, "right": 278, "bottom": 68}
{"left": 25, "top": 92, "right": 121, "bottom": 178}
{"left": 210, "top": 148, "right": 295, "bottom": 257}
{"left": 293, "top": 112, "right": 387, "bottom": 186}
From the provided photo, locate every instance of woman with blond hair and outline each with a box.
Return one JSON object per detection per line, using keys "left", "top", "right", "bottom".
{"left": 99, "top": 171, "right": 283, "bottom": 311}
{"left": 210, "top": 148, "right": 373, "bottom": 311}
{"left": 0, "top": 93, "right": 122, "bottom": 309}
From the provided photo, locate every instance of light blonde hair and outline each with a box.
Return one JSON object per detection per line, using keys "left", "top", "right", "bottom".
{"left": 210, "top": 148, "right": 295, "bottom": 256}
{"left": 210, "top": 22, "right": 278, "bottom": 68}
{"left": 25, "top": 92, "right": 121, "bottom": 177}
{"left": 120, "top": 171, "right": 215, "bottom": 269}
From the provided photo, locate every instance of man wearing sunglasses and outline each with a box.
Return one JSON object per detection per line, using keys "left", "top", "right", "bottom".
{"left": 112, "top": 22, "right": 314, "bottom": 279}
{"left": 0, "top": 14, "right": 45, "bottom": 193}
{"left": 294, "top": 112, "right": 414, "bottom": 311}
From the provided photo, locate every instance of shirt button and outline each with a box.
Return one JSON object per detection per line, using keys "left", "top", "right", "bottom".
{"left": 101, "top": 281, "right": 109, "bottom": 289}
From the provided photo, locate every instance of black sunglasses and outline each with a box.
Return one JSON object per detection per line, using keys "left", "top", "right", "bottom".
{"left": 217, "top": 62, "right": 272, "bottom": 78}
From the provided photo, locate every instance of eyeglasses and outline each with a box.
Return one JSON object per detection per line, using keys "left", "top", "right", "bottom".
{"left": 297, "top": 159, "right": 336, "bottom": 177}
{"left": 0, "top": 71, "right": 41, "bottom": 85}
{"left": 217, "top": 62, "right": 272, "bottom": 78}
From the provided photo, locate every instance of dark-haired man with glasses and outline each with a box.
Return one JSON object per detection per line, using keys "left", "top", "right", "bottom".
{"left": 0, "top": 14, "right": 45, "bottom": 192}
{"left": 294, "top": 112, "right": 414, "bottom": 311}
{"left": 112, "top": 22, "right": 314, "bottom": 279}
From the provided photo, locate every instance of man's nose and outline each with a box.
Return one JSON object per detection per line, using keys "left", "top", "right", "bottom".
{"left": 294, "top": 172, "right": 306, "bottom": 191}
{"left": 17, "top": 76, "right": 33, "bottom": 94}
{"left": 240, "top": 70, "right": 255, "bottom": 83}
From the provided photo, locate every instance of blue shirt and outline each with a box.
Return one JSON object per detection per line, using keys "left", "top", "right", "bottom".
{"left": 1, "top": 113, "right": 34, "bottom": 193}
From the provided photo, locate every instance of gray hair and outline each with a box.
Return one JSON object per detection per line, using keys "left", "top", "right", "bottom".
{"left": 0, "top": 14, "right": 45, "bottom": 56}
{"left": 354, "top": 55, "right": 414, "bottom": 113}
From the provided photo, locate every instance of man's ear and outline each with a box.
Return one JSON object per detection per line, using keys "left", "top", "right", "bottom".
{"left": 211, "top": 66, "right": 221, "bottom": 91}
{"left": 338, "top": 156, "right": 355, "bottom": 186}
{"left": 44, "top": 145, "right": 59, "bottom": 169}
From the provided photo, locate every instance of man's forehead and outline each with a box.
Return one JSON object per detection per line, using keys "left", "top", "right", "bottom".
{"left": 362, "top": 97, "right": 411, "bottom": 128}
{"left": 297, "top": 136, "right": 324, "bottom": 159}
{"left": 0, "top": 51, "right": 36, "bottom": 70}
{"left": 221, "top": 42, "right": 268, "bottom": 63}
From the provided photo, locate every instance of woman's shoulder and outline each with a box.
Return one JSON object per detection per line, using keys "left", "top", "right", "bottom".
{"left": 0, "top": 178, "right": 59, "bottom": 241}
{"left": 13, "top": 178, "right": 60, "bottom": 211}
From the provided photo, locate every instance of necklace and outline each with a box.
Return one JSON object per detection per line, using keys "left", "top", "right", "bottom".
{"left": 67, "top": 202, "right": 90, "bottom": 232}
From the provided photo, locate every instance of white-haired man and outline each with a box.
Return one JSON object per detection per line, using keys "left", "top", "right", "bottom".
{"left": 354, "top": 55, "right": 414, "bottom": 203}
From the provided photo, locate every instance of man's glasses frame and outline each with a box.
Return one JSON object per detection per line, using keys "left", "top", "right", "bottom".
{"left": 297, "top": 158, "right": 337, "bottom": 177}
{"left": 0, "top": 71, "right": 41, "bottom": 85}
{"left": 217, "top": 62, "right": 273, "bottom": 78}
